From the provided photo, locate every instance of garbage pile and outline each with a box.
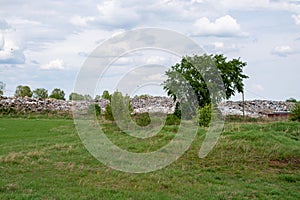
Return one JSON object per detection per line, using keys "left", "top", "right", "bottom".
{"left": 0, "top": 96, "right": 295, "bottom": 117}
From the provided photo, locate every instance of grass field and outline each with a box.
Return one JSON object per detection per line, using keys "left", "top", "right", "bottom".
{"left": 0, "top": 118, "right": 299, "bottom": 199}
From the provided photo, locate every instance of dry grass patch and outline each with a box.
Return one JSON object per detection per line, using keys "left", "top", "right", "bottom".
{"left": 0, "top": 150, "right": 45, "bottom": 163}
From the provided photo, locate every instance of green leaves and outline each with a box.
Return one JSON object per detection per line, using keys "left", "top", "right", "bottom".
{"left": 0, "top": 81, "right": 5, "bottom": 96}
{"left": 33, "top": 88, "right": 48, "bottom": 99}
{"left": 14, "top": 85, "right": 33, "bottom": 97}
{"left": 163, "top": 54, "right": 248, "bottom": 112}
{"left": 49, "top": 88, "right": 65, "bottom": 100}
{"left": 290, "top": 103, "right": 300, "bottom": 122}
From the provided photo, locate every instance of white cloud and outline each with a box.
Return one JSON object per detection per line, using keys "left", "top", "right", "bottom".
{"left": 213, "top": 42, "right": 225, "bottom": 49}
{"left": 0, "top": 0, "right": 299, "bottom": 100}
{"left": 272, "top": 45, "right": 294, "bottom": 57}
{"left": 145, "top": 73, "right": 167, "bottom": 82}
{"left": 292, "top": 14, "right": 300, "bottom": 25}
{"left": 205, "top": 41, "right": 238, "bottom": 53}
{"left": 193, "top": 15, "right": 248, "bottom": 37}
{"left": 0, "top": 48, "right": 25, "bottom": 64}
{"left": 96, "top": 0, "right": 140, "bottom": 27}
{"left": 219, "top": 0, "right": 271, "bottom": 10}
{"left": 217, "top": 0, "right": 300, "bottom": 13}
{"left": 0, "top": 33, "right": 4, "bottom": 50}
{"left": 0, "top": 34, "right": 25, "bottom": 64}
{"left": 70, "top": 15, "right": 95, "bottom": 27}
{"left": 41, "top": 59, "right": 65, "bottom": 70}
{"left": 145, "top": 56, "right": 166, "bottom": 64}
{"left": 0, "top": 18, "right": 11, "bottom": 30}
{"left": 191, "top": 0, "right": 205, "bottom": 3}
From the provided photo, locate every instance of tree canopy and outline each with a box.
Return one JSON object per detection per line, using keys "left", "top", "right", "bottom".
{"left": 33, "top": 88, "right": 48, "bottom": 99}
{"left": 102, "top": 90, "right": 111, "bottom": 100}
{"left": 14, "top": 85, "right": 33, "bottom": 97}
{"left": 286, "top": 97, "right": 297, "bottom": 103}
{"left": 0, "top": 81, "right": 5, "bottom": 95}
{"left": 69, "top": 92, "right": 85, "bottom": 101}
{"left": 163, "top": 54, "right": 248, "bottom": 114}
{"left": 49, "top": 88, "right": 65, "bottom": 100}
{"left": 105, "top": 91, "right": 132, "bottom": 122}
{"left": 290, "top": 103, "right": 300, "bottom": 122}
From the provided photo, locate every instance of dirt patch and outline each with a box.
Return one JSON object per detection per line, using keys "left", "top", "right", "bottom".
{"left": 269, "top": 157, "right": 300, "bottom": 168}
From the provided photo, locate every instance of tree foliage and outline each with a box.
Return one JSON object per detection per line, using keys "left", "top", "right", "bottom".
{"left": 69, "top": 93, "right": 92, "bottom": 101}
{"left": 196, "top": 103, "right": 212, "bottom": 127}
{"left": 105, "top": 104, "right": 114, "bottom": 121}
{"left": 286, "top": 97, "right": 297, "bottom": 103}
{"left": 105, "top": 91, "right": 132, "bottom": 122}
{"left": 290, "top": 103, "right": 300, "bottom": 122}
{"left": 84, "top": 94, "right": 93, "bottom": 101}
{"left": 33, "top": 88, "right": 48, "bottom": 99}
{"left": 87, "top": 103, "right": 101, "bottom": 116}
{"left": 163, "top": 54, "right": 248, "bottom": 118}
{"left": 69, "top": 92, "right": 84, "bottom": 101}
{"left": 0, "top": 81, "right": 5, "bottom": 96}
{"left": 111, "top": 91, "right": 132, "bottom": 125}
{"left": 49, "top": 88, "right": 65, "bottom": 100}
{"left": 94, "top": 95, "right": 101, "bottom": 100}
{"left": 102, "top": 90, "right": 111, "bottom": 100}
{"left": 15, "top": 85, "right": 33, "bottom": 97}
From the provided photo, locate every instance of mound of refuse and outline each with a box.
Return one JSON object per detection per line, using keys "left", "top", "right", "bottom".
{"left": 0, "top": 96, "right": 295, "bottom": 118}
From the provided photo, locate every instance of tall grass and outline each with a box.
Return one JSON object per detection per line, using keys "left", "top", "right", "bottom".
{"left": 0, "top": 118, "right": 299, "bottom": 199}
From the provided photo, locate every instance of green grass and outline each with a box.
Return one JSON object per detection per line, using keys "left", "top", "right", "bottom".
{"left": 0, "top": 118, "right": 299, "bottom": 199}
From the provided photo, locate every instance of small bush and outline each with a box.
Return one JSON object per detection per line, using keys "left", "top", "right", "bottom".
{"left": 133, "top": 112, "right": 151, "bottom": 126}
{"left": 194, "top": 104, "right": 221, "bottom": 127}
{"left": 290, "top": 103, "right": 300, "bottom": 122}
{"left": 196, "top": 104, "right": 212, "bottom": 127}
{"left": 105, "top": 104, "right": 114, "bottom": 121}
{"left": 165, "top": 114, "right": 181, "bottom": 125}
{"left": 87, "top": 104, "right": 101, "bottom": 116}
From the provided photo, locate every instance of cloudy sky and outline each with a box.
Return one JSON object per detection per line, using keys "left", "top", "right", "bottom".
{"left": 0, "top": 0, "right": 299, "bottom": 100}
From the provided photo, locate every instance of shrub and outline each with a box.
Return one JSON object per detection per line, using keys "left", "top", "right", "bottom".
{"left": 87, "top": 104, "right": 101, "bottom": 117}
{"left": 290, "top": 103, "right": 300, "bottom": 122}
{"left": 165, "top": 114, "right": 181, "bottom": 125}
{"left": 105, "top": 104, "right": 114, "bottom": 121}
{"left": 196, "top": 104, "right": 212, "bottom": 127}
{"left": 194, "top": 103, "right": 221, "bottom": 127}
{"left": 133, "top": 112, "right": 151, "bottom": 126}
{"left": 110, "top": 91, "right": 132, "bottom": 126}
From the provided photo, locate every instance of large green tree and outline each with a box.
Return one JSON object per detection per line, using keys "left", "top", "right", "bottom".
{"left": 49, "top": 88, "right": 65, "bottom": 100}
{"left": 33, "top": 88, "right": 48, "bottom": 99}
{"left": 14, "top": 85, "right": 33, "bottom": 97}
{"left": 163, "top": 54, "right": 248, "bottom": 117}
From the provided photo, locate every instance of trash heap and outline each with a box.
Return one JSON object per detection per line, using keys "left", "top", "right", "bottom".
{"left": 0, "top": 96, "right": 295, "bottom": 117}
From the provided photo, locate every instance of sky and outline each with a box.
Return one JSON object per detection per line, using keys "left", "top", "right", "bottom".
{"left": 0, "top": 0, "right": 299, "bottom": 101}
